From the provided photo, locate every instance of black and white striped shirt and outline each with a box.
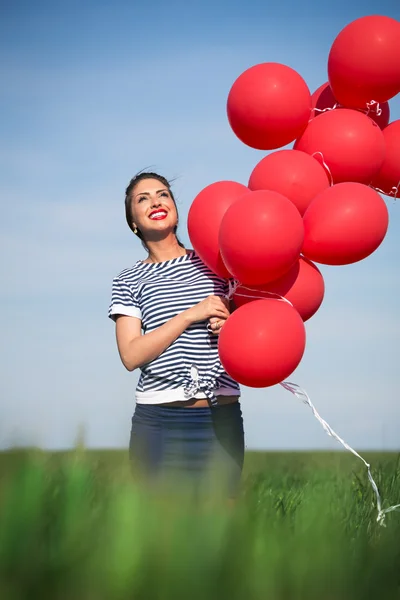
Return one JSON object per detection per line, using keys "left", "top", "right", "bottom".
{"left": 108, "top": 251, "right": 240, "bottom": 404}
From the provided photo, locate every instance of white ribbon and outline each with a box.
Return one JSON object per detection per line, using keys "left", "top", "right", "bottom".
{"left": 225, "top": 279, "right": 293, "bottom": 306}
{"left": 371, "top": 181, "right": 400, "bottom": 201}
{"left": 313, "top": 103, "right": 340, "bottom": 113}
{"left": 233, "top": 288, "right": 293, "bottom": 307}
{"left": 311, "top": 151, "right": 334, "bottom": 186}
{"left": 280, "top": 381, "right": 400, "bottom": 526}
{"left": 225, "top": 278, "right": 241, "bottom": 300}
{"left": 312, "top": 99, "right": 383, "bottom": 120}
{"left": 311, "top": 103, "right": 339, "bottom": 118}
{"left": 366, "top": 100, "right": 382, "bottom": 117}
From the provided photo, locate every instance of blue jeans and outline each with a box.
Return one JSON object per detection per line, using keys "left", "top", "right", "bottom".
{"left": 129, "top": 402, "right": 245, "bottom": 497}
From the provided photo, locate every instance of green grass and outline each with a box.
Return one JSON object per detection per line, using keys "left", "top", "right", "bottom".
{"left": 0, "top": 449, "right": 399, "bottom": 599}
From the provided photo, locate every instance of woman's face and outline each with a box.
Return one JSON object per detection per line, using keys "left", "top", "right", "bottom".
{"left": 131, "top": 178, "right": 178, "bottom": 239}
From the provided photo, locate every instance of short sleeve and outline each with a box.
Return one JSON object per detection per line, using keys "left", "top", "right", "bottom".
{"left": 108, "top": 277, "right": 142, "bottom": 322}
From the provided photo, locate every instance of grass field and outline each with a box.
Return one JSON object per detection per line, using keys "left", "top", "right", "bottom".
{"left": 0, "top": 448, "right": 399, "bottom": 599}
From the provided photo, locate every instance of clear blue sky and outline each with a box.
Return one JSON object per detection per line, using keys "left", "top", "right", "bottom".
{"left": 1, "top": 0, "right": 399, "bottom": 451}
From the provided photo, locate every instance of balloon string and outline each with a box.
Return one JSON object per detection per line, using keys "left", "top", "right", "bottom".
{"left": 225, "top": 280, "right": 293, "bottom": 307}
{"left": 366, "top": 100, "right": 382, "bottom": 117}
{"left": 309, "top": 103, "right": 339, "bottom": 123}
{"left": 312, "top": 99, "right": 382, "bottom": 119}
{"left": 312, "top": 103, "right": 339, "bottom": 115}
{"left": 225, "top": 278, "right": 241, "bottom": 300}
{"left": 234, "top": 288, "right": 293, "bottom": 307}
{"left": 371, "top": 181, "right": 400, "bottom": 201}
{"left": 280, "top": 381, "right": 400, "bottom": 526}
{"left": 311, "top": 151, "right": 334, "bottom": 186}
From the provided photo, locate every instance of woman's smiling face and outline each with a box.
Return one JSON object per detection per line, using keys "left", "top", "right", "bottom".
{"left": 131, "top": 178, "right": 178, "bottom": 240}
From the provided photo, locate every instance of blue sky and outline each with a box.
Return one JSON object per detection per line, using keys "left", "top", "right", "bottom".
{"left": 1, "top": 0, "right": 399, "bottom": 451}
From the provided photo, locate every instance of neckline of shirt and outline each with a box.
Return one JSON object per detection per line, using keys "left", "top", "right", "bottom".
{"left": 136, "top": 250, "right": 196, "bottom": 269}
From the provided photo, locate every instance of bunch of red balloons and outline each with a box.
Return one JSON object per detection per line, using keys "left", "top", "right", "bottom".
{"left": 188, "top": 15, "right": 399, "bottom": 390}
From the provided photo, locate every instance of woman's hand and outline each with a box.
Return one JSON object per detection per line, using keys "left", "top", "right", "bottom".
{"left": 208, "top": 298, "right": 236, "bottom": 335}
{"left": 208, "top": 316, "right": 227, "bottom": 335}
{"left": 186, "top": 295, "right": 230, "bottom": 325}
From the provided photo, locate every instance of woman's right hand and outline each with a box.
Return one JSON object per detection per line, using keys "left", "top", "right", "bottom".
{"left": 186, "top": 295, "right": 231, "bottom": 324}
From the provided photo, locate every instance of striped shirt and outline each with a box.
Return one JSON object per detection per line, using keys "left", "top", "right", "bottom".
{"left": 108, "top": 250, "right": 240, "bottom": 404}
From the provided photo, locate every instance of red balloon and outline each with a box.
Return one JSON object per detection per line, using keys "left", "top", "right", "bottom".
{"left": 311, "top": 81, "right": 390, "bottom": 129}
{"left": 219, "top": 299, "right": 306, "bottom": 387}
{"left": 188, "top": 181, "right": 249, "bottom": 278}
{"left": 328, "top": 15, "right": 400, "bottom": 109}
{"left": 227, "top": 63, "right": 311, "bottom": 150}
{"left": 248, "top": 149, "right": 330, "bottom": 216}
{"left": 311, "top": 81, "right": 338, "bottom": 116}
{"left": 294, "top": 108, "right": 385, "bottom": 184}
{"left": 219, "top": 190, "right": 304, "bottom": 285}
{"left": 371, "top": 120, "right": 400, "bottom": 198}
{"left": 302, "top": 182, "right": 389, "bottom": 265}
{"left": 233, "top": 256, "right": 325, "bottom": 322}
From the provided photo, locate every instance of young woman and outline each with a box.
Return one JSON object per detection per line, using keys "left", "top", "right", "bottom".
{"left": 108, "top": 172, "right": 245, "bottom": 496}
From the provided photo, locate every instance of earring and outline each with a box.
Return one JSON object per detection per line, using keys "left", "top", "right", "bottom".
{"left": 133, "top": 226, "right": 138, "bottom": 234}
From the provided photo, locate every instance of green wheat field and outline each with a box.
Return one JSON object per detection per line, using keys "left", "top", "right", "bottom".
{"left": 0, "top": 448, "right": 399, "bottom": 600}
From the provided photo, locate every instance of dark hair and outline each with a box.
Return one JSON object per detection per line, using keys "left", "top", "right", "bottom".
{"left": 124, "top": 171, "right": 185, "bottom": 249}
